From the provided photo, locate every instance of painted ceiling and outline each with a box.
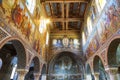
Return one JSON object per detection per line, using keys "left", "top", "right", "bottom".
{"left": 41, "top": 0, "right": 89, "bottom": 34}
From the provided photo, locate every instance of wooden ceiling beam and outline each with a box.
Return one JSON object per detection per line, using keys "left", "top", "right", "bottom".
{"left": 49, "top": 3, "right": 53, "bottom": 17}
{"left": 44, "top": 0, "right": 88, "bottom": 3}
{"left": 50, "top": 18, "right": 84, "bottom": 22}
{"left": 62, "top": 3, "right": 65, "bottom": 30}
{"left": 66, "top": 3, "right": 69, "bottom": 30}
{"left": 50, "top": 30, "right": 80, "bottom": 36}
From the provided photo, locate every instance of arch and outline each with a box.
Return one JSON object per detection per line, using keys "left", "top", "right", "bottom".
{"left": 49, "top": 51, "right": 84, "bottom": 68}
{"left": 93, "top": 55, "right": 109, "bottom": 80}
{"left": 31, "top": 56, "right": 40, "bottom": 73}
{"left": 86, "top": 63, "right": 92, "bottom": 75}
{"left": 48, "top": 51, "right": 85, "bottom": 80}
{"left": 39, "top": 64, "right": 47, "bottom": 80}
{"left": 41, "top": 64, "right": 47, "bottom": 74}
{"left": 0, "top": 37, "right": 27, "bottom": 69}
{"left": 0, "top": 39, "right": 26, "bottom": 79}
{"left": 24, "top": 56, "right": 40, "bottom": 80}
{"left": 107, "top": 38, "right": 120, "bottom": 67}
{"left": 86, "top": 63, "right": 94, "bottom": 80}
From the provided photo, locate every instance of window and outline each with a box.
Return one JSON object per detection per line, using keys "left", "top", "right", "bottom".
{"left": 95, "top": 0, "right": 106, "bottom": 12}
{"left": 46, "top": 32, "right": 49, "bottom": 45}
{"left": 39, "top": 19, "right": 46, "bottom": 33}
{"left": 87, "top": 17, "right": 92, "bottom": 35}
{"left": 26, "top": 0, "right": 36, "bottom": 14}
{"left": 99, "top": 0, "right": 106, "bottom": 10}
{"left": 82, "top": 32, "right": 86, "bottom": 46}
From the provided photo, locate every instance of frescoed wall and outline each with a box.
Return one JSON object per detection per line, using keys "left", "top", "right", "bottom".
{"left": 84, "top": 0, "right": 120, "bottom": 58}
{"left": 0, "top": 0, "right": 47, "bottom": 55}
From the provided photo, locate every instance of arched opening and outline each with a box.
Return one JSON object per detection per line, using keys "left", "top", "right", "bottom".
{"left": 107, "top": 38, "right": 120, "bottom": 79}
{"left": 48, "top": 51, "right": 85, "bottom": 80}
{"left": 93, "top": 56, "right": 109, "bottom": 80}
{"left": 0, "top": 40, "right": 26, "bottom": 80}
{"left": 24, "top": 56, "right": 40, "bottom": 80}
{"left": 40, "top": 64, "right": 47, "bottom": 80}
{"left": 86, "top": 64, "right": 94, "bottom": 80}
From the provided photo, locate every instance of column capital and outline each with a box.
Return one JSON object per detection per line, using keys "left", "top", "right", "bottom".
{"left": 17, "top": 69, "right": 29, "bottom": 80}
{"left": 105, "top": 67, "right": 118, "bottom": 80}
{"left": 17, "top": 69, "right": 28, "bottom": 74}
{"left": 34, "top": 73, "right": 41, "bottom": 80}
{"left": 94, "top": 72, "right": 99, "bottom": 80}
{"left": 105, "top": 67, "right": 118, "bottom": 74}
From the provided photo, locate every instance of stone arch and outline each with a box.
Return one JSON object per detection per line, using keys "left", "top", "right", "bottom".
{"left": 48, "top": 51, "right": 85, "bottom": 80}
{"left": 107, "top": 38, "right": 120, "bottom": 67}
{"left": 0, "top": 37, "right": 27, "bottom": 69}
{"left": 40, "top": 64, "right": 47, "bottom": 80}
{"left": 86, "top": 63, "right": 94, "bottom": 80}
{"left": 24, "top": 56, "right": 40, "bottom": 80}
{"left": 41, "top": 64, "right": 47, "bottom": 74}
{"left": 107, "top": 38, "right": 120, "bottom": 80}
{"left": 33, "top": 56, "right": 40, "bottom": 73}
{"left": 0, "top": 38, "right": 26, "bottom": 79}
{"left": 31, "top": 56, "right": 40, "bottom": 73}
{"left": 93, "top": 55, "right": 109, "bottom": 80}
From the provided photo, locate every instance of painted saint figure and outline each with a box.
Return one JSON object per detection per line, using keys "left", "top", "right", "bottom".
{"left": 12, "top": 5, "right": 23, "bottom": 27}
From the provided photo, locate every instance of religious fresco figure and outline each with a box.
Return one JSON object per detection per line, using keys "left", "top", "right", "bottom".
{"left": 108, "top": 4, "right": 119, "bottom": 33}
{"left": 20, "top": 13, "right": 28, "bottom": 35}
{"left": 69, "top": 38, "right": 74, "bottom": 49}
{"left": 26, "top": 21, "right": 31, "bottom": 40}
{"left": 12, "top": 5, "right": 23, "bottom": 27}
{"left": 62, "top": 35, "right": 69, "bottom": 48}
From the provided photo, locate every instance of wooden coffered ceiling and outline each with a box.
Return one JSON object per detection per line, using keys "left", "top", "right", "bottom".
{"left": 41, "top": 0, "right": 89, "bottom": 35}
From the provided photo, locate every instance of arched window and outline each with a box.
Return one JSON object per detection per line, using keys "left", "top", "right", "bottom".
{"left": 26, "top": 0, "right": 36, "bottom": 14}
{"left": 87, "top": 17, "right": 92, "bottom": 35}
{"left": 46, "top": 32, "right": 49, "bottom": 45}
{"left": 82, "top": 31, "right": 86, "bottom": 46}
{"left": 95, "top": 0, "right": 106, "bottom": 12}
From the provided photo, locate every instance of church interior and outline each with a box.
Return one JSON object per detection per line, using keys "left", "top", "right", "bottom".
{"left": 0, "top": 0, "right": 120, "bottom": 80}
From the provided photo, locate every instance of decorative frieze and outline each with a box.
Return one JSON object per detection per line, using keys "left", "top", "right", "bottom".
{"left": 0, "top": 27, "right": 8, "bottom": 41}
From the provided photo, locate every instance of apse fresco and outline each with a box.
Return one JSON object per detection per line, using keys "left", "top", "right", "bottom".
{"left": 52, "top": 56, "right": 81, "bottom": 80}
{"left": 86, "top": 0, "right": 120, "bottom": 57}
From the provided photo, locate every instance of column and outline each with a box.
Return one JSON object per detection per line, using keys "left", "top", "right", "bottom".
{"left": 17, "top": 69, "right": 28, "bottom": 80}
{"left": 34, "top": 73, "right": 40, "bottom": 80}
{"left": 94, "top": 73, "right": 99, "bottom": 80}
{"left": 107, "top": 67, "right": 118, "bottom": 80}
{"left": 86, "top": 74, "right": 92, "bottom": 80}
